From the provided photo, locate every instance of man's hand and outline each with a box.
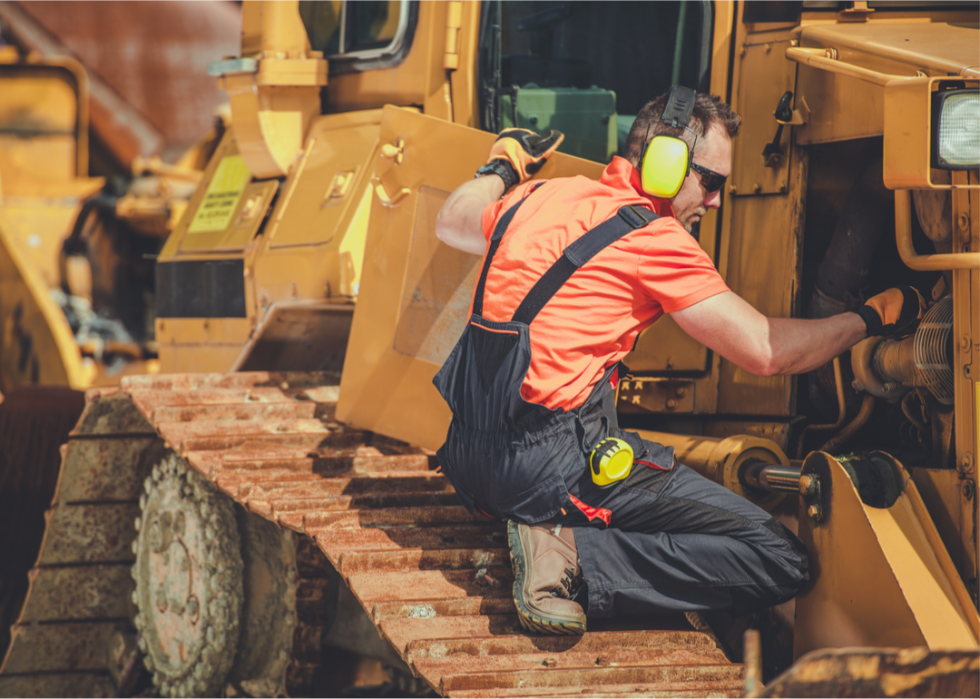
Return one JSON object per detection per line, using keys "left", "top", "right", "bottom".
{"left": 485, "top": 129, "right": 564, "bottom": 189}
{"left": 854, "top": 286, "right": 926, "bottom": 338}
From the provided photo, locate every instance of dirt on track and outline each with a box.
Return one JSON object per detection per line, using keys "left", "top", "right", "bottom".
{"left": 0, "top": 371, "right": 743, "bottom": 697}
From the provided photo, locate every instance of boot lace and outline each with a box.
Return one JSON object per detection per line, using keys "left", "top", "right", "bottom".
{"left": 552, "top": 565, "right": 584, "bottom": 601}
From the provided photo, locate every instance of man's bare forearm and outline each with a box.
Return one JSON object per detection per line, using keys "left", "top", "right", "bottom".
{"left": 672, "top": 291, "right": 868, "bottom": 377}
{"left": 766, "top": 312, "right": 867, "bottom": 375}
{"left": 435, "top": 175, "right": 506, "bottom": 254}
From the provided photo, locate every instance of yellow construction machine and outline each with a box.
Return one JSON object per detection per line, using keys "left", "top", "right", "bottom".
{"left": 1, "top": 1, "right": 978, "bottom": 697}
{"left": 0, "top": 47, "right": 224, "bottom": 394}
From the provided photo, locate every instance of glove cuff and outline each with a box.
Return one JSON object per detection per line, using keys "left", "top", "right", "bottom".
{"left": 854, "top": 305, "right": 883, "bottom": 336}
{"left": 476, "top": 159, "right": 519, "bottom": 190}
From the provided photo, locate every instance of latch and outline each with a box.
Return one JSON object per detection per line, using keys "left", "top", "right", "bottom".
{"left": 838, "top": 1, "right": 875, "bottom": 23}
{"left": 322, "top": 169, "right": 357, "bottom": 207}
{"left": 444, "top": 0, "right": 463, "bottom": 70}
{"left": 371, "top": 176, "right": 411, "bottom": 208}
{"left": 380, "top": 139, "right": 405, "bottom": 165}
{"left": 762, "top": 92, "right": 809, "bottom": 168}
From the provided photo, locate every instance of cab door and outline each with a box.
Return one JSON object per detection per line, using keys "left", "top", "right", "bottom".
{"left": 336, "top": 105, "right": 602, "bottom": 449}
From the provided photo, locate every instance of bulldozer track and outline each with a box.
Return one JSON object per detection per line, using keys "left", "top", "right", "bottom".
{"left": 1, "top": 371, "right": 744, "bottom": 697}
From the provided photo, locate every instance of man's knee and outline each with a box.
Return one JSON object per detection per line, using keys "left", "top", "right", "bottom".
{"left": 761, "top": 516, "right": 810, "bottom": 581}
{"left": 752, "top": 517, "right": 810, "bottom": 613}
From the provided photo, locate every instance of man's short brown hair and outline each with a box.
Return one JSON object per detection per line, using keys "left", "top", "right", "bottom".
{"left": 624, "top": 91, "right": 741, "bottom": 165}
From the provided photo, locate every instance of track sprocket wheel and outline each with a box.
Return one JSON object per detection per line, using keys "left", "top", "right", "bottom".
{"left": 132, "top": 453, "right": 244, "bottom": 697}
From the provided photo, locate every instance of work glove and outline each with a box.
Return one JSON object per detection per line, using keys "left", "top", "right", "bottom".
{"left": 483, "top": 128, "right": 565, "bottom": 190}
{"left": 854, "top": 286, "right": 927, "bottom": 338}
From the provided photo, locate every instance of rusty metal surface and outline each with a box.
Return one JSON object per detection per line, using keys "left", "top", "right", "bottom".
{"left": 37, "top": 503, "right": 139, "bottom": 565}
{"left": 57, "top": 437, "right": 165, "bottom": 502}
{"left": 0, "top": 672, "right": 115, "bottom": 698}
{"left": 12, "top": 0, "right": 241, "bottom": 159}
{"left": 2, "top": 622, "right": 118, "bottom": 674}
{"left": 118, "top": 370, "right": 744, "bottom": 697}
{"left": 757, "top": 646, "right": 980, "bottom": 698}
{"left": 18, "top": 565, "right": 133, "bottom": 622}
{"left": 0, "top": 393, "right": 157, "bottom": 694}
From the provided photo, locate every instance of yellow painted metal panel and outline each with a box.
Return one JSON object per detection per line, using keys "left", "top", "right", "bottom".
{"left": 0, "top": 219, "right": 84, "bottom": 391}
{"left": 186, "top": 155, "right": 253, "bottom": 234}
{"left": 250, "top": 110, "right": 381, "bottom": 308}
{"left": 0, "top": 64, "right": 80, "bottom": 182}
{"left": 180, "top": 180, "right": 279, "bottom": 253}
{"left": 326, "top": 3, "right": 450, "bottom": 119}
{"left": 795, "top": 454, "right": 979, "bottom": 658}
{"left": 158, "top": 345, "right": 245, "bottom": 375}
{"left": 731, "top": 35, "right": 799, "bottom": 197}
{"left": 266, "top": 110, "right": 381, "bottom": 248}
{"left": 337, "top": 106, "right": 603, "bottom": 450}
{"left": 0, "top": 136, "right": 76, "bottom": 185}
{"left": 161, "top": 130, "right": 237, "bottom": 260}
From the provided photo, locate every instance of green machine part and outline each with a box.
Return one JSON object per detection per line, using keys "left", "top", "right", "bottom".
{"left": 500, "top": 86, "right": 619, "bottom": 163}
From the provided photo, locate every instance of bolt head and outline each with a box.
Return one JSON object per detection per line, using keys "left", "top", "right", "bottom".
{"left": 807, "top": 503, "right": 823, "bottom": 521}
{"left": 799, "top": 475, "right": 817, "bottom": 497}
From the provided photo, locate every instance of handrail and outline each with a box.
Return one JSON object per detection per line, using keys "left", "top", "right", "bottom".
{"left": 786, "top": 46, "right": 916, "bottom": 87}
{"left": 895, "top": 190, "right": 980, "bottom": 271}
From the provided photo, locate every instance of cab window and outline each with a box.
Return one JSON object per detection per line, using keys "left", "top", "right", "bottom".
{"left": 300, "top": 0, "right": 410, "bottom": 61}
{"left": 480, "top": 1, "right": 713, "bottom": 163}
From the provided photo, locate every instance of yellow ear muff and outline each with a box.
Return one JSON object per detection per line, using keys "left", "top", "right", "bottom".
{"left": 640, "top": 135, "right": 690, "bottom": 199}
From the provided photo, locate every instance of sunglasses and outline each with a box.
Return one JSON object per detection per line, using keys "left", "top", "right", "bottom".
{"left": 690, "top": 161, "right": 727, "bottom": 194}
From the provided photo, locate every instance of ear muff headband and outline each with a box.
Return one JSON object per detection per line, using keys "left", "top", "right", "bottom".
{"left": 638, "top": 85, "right": 697, "bottom": 199}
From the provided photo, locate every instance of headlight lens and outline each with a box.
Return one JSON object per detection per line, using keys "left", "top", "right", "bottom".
{"left": 936, "top": 91, "right": 979, "bottom": 168}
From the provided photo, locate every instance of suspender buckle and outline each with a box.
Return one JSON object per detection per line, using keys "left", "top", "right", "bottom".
{"left": 618, "top": 205, "right": 654, "bottom": 228}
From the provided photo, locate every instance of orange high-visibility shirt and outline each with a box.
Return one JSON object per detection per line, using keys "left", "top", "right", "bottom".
{"left": 478, "top": 156, "right": 729, "bottom": 411}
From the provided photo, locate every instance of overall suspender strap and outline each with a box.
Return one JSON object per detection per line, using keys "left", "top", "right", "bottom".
{"left": 472, "top": 183, "right": 544, "bottom": 318}
{"left": 511, "top": 205, "right": 658, "bottom": 325}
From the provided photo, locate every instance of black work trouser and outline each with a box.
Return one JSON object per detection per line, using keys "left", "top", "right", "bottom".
{"left": 441, "top": 402, "right": 810, "bottom": 618}
{"left": 565, "top": 461, "right": 809, "bottom": 617}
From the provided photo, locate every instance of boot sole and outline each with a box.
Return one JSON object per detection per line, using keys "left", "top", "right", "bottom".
{"left": 507, "top": 520, "right": 586, "bottom": 636}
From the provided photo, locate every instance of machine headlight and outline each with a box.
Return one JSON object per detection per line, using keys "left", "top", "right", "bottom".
{"left": 932, "top": 89, "right": 979, "bottom": 169}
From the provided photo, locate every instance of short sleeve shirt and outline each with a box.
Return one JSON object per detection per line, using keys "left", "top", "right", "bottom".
{"left": 478, "top": 156, "right": 729, "bottom": 411}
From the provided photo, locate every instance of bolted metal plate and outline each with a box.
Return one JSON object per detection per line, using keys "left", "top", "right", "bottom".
{"left": 617, "top": 378, "right": 696, "bottom": 414}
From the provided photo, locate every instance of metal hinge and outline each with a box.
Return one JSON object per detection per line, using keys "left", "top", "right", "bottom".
{"left": 444, "top": 1, "right": 463, "bottom": 70}
{"left": 838, "top": 1, "right": 874, "bottom": 23}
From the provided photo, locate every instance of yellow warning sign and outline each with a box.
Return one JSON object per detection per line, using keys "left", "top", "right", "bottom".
{"left": 188, "top": 155, "right": 252, "bottom": 233}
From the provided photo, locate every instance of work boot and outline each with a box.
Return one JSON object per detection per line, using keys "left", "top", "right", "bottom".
{"left": 507, "top": 520, "right": 587, "bottom": 635}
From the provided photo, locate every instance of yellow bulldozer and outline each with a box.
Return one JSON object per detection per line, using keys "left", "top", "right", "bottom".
{"left": 1, "top": 0, "right": 978, "bottom": 696}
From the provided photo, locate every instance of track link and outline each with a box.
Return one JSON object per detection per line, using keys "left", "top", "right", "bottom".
{"left": 1, "top": 372, "right": 744, "bottom": 697}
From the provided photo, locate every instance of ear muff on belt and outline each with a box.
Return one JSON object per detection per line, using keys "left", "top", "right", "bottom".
{"left": 638, "top": 85, "right": 698, "bottom": 199}
{"left": 590, "top": 437, "right": 634, "bottom": 488}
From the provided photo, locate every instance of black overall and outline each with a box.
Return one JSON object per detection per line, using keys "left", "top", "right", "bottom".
{"left": 434, "top": 191, "right": 809, "bottom": 618}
